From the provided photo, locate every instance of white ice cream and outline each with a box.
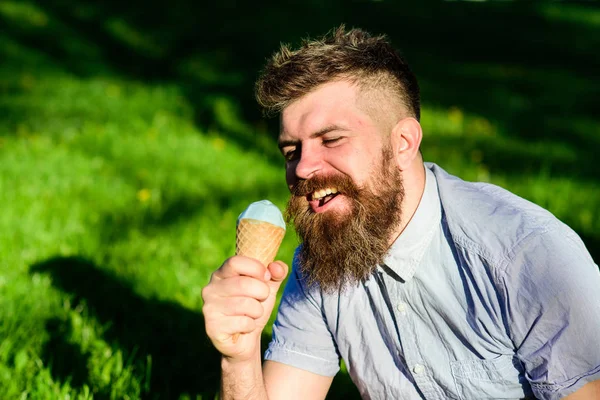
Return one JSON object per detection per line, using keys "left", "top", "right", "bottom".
{"left": 237, "top": 200, "right": 286, "bottom": 230}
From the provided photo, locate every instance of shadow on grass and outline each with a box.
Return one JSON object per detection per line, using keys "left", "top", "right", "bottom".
{"left": 328, "top": 372, "right": 362, "bottom": 400}
{"left": 42, "top": 318, "right": 90, "bottom": 390}
{"left": 32, "top": 256, "right": 362, "bottom": 399}
{"left": 31, "top": 256, "right": 225, "bottom": 398}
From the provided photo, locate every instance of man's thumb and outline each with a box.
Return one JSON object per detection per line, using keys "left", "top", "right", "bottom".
{"left": 267, "top": 261, "right": 288, "bottom": 287}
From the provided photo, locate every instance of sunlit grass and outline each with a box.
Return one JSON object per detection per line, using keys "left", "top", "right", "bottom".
{"left": 0, "top": 66, "right": 293, "bottom": 397}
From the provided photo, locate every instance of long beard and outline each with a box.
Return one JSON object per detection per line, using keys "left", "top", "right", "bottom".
{"left": 285, "top": 149, "right": 404, "bottom": 293}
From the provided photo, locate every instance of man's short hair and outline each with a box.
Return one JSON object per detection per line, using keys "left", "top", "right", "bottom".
{"left": 255, "top": 25, "right": 421, "bottom": 121}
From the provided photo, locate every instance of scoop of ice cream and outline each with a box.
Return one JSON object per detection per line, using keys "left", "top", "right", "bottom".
{"left": 235, "top": 200, "right": 286, "bottom": 267}
{"left": 237, "top": 200, "right": 286, "bottom": 229}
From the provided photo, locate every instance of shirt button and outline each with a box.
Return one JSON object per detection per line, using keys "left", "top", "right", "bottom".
{"left": 396, "top": 302, "right": 407, "bottom": 314}
{"left": 412, "top": 364, "right": 425, "bottom": 375}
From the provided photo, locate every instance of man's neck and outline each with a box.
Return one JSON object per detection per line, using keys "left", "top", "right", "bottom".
{"left": 389, "top": 161, "right": 427, "bottom": 246}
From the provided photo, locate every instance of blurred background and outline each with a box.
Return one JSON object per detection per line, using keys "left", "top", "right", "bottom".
{"left": 0, "top": 0, "right": 598, "bottom": 398}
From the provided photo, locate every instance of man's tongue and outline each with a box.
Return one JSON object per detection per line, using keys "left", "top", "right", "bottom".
{"left": 309, "top": 192, "right": 339, "bottom": 211}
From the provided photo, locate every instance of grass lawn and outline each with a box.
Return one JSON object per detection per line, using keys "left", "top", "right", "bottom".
{"left": 0, "top": 1, "right": 598, "bottom": 399}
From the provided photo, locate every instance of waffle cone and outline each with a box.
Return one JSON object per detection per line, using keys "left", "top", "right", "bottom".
{"left": 236, "top": 219, "right": 285, "bottom": 266}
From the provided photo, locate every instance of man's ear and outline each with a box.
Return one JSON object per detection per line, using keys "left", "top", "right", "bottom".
{"left": 390, "top": 117, "right": 422, "bottom": 170}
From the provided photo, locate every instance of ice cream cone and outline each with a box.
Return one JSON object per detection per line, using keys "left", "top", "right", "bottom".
{"left": 236, "top": 218, "right": 285, "bottom": 266}
{"left": 232, "top": 201, "right": 286, "bottom": 343}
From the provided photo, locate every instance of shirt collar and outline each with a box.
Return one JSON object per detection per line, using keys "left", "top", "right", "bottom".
{"left": 381, "top": 165, "right": 441, "bottom": 282}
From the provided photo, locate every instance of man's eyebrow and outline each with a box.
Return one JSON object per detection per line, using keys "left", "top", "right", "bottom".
{"left": 278, "top": 125, "right": 345, "bottom": 150}
{"left": 309, "top": 125, "right": 344, "bottom": 139}
{"left": 277, "top": 139, "right": 298, "bottom": 151}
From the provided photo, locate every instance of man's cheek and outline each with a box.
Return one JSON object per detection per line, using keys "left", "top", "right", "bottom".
{"left": 285, "top": 163, "right": 299, "bottom": 191}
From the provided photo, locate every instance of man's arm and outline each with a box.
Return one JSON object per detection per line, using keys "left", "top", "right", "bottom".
{"left": 220, "top": 349, "right": 266, "bottom": 400}
{"left": 204, "top": 251, "right": 341, "bottom": 399}
{"left": 263, "top": 361, "right": 333, "bottom": 399}
{"left": 202, "top": 257, "right": 293, "bottom": 400}
{"left": 220, "top": 357, "right": 333, "bottom": 400}
{"left": 501, "top": 225, "right": 600, "bottom": 399}
{"left": 563, "top": 380, "right": 600, "bottom": 400}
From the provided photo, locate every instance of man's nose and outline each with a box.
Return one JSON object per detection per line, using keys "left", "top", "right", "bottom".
{"left": 294, "top": 148, "right": 323, "bottom": 180}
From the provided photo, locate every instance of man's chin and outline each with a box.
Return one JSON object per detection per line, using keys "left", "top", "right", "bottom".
{"left": 310, "top": 207, "right": 354, "bottom": 232}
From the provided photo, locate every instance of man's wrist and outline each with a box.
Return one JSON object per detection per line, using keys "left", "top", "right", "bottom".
{"left": 221, "top": 349, "right": 261, "bottom": 368}
{"left": 220, "top": 346, "right": 267, "bottom": 400}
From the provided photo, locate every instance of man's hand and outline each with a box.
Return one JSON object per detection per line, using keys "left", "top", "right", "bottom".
{"left": 203, "top": 257, "right": 334, "bottom": 400}
{"left": 202, "top": 255, "right": 289, "bottom": 362}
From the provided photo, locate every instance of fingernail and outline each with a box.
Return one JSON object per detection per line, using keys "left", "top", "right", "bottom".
{"left": 264, "top": 270, "right": 271, "bottom": 281}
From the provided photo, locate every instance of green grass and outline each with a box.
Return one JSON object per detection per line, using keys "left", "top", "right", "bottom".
{"left": 0, "top": 1, "right": 598, "bottom": 398}
{"left": 0, "top": 72, "right": 293, "bottom": 398}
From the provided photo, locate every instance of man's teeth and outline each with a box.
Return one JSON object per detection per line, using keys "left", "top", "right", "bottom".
{"left": 312, "top": 187, "right": 338, "bottom": 200}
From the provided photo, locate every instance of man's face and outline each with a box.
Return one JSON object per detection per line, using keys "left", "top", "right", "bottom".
{"left": 279, "top": 80, "right": 404, "bottom": 292}
{"left": 279, "top": 80, "right": 389, "bottom": 214}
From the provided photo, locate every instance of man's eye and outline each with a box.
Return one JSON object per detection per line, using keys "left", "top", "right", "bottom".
{"left": 323, "top": 137, "right": 342, "bottom": 146}
{"left": 283, "top": 149, "right": 298, "bottom": 161}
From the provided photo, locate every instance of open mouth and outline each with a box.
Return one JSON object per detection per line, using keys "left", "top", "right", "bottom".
{"left": 309, "top": 187, "right": 340, "bottom": 209}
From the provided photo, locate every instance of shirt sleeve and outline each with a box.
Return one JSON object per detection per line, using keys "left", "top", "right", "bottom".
{"left": 264, "top": 250, "right": 340, "bottom": 376}
{"left": 500, "top": 222, "right": 600, "bottom": 400}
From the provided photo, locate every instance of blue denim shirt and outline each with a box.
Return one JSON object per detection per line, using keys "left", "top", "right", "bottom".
{"left": 264, "top": 163, "right": 600, "bottom": 400}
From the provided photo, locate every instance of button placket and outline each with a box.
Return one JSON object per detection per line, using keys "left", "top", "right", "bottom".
{"left": 382, "top": 273, "right": 436, "bottom": 398}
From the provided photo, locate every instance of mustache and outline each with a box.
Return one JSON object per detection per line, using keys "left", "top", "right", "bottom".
{"left": 290, "top": 174, "right": 360, "bottom": 198}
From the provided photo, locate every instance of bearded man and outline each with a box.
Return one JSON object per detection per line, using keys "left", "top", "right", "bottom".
{"left": 201, "top": 26, "right": 600, "bottom": 400}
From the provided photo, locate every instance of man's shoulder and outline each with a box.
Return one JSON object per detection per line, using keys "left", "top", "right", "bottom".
{"left": 427, "top": 163, "right": 567, "bottom": 266}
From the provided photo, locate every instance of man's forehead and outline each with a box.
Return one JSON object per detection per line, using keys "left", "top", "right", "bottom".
{"left": 279, "top": 82, "right": 363, "bottom": 138}
{"left": 289, "top": 80, "right": 358, "bottom": 109}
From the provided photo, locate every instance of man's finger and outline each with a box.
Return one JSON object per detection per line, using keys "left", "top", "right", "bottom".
{"left": 268, "top": 261, "right": 289, "bottom": 282}
{"left": 212, "top": 255, "right": 269, "bottom": 281}
{"left": 207, "top": 315, "right": 257, "bottom": 339}
{"left": 210, "top": 276, "right": 270, "bottom": 301}
{"left": 218, "top": 296, "right": 265, "bottom": 319}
